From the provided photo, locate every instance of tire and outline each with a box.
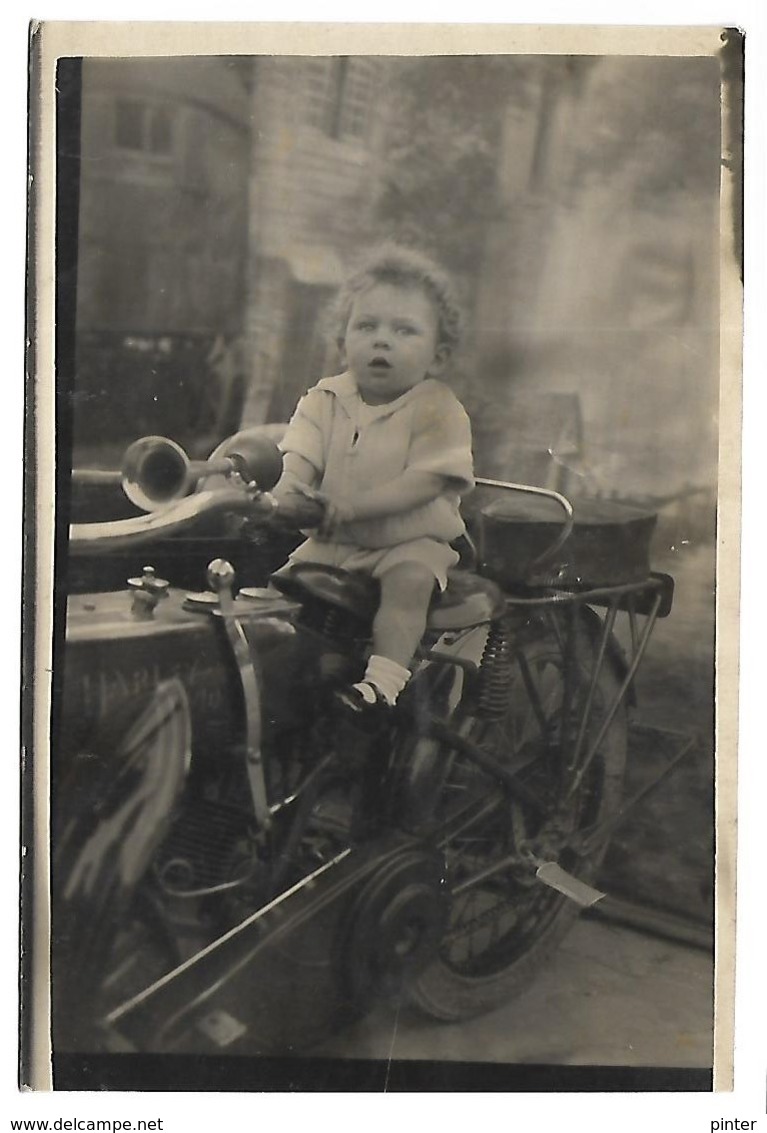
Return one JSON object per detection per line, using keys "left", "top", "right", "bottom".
{"left": 409, "top": 606, "right": 627, "bottom": 1022}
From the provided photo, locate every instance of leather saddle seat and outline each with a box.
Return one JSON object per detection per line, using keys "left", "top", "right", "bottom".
{"left": 271, "top": 562, "right": 506, "bottom": 632}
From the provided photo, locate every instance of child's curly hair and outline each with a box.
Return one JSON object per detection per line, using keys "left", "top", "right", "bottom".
{"left": 331, "top": 243, "right": 463, "bottom": 351}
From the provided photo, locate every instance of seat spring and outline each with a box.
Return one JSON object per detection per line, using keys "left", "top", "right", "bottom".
{"left": 322, "top": 606, "right": 343, "bottom": 638}
{"left": 476, "top": 622, "right": 513, "bottom": 718}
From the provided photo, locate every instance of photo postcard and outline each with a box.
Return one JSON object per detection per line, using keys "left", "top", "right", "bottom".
{"left": 22, "top": 20, "right": 743, "bottom": 1095}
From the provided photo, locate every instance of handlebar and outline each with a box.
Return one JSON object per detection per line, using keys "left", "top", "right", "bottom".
{"left": 68, "top": 487, "right": 269, "bottom": 555}
{"left": 68, "top": 438, "right": 577, "bottom": 570}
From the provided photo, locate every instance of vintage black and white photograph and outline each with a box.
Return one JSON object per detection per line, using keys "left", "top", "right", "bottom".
{"left": 24, "top": 23, "right": 741, "bottom": 1094}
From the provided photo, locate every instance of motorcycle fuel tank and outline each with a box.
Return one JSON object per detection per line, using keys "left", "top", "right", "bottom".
{"left": 60, "top": 584, "right": 311, "bottom": 763}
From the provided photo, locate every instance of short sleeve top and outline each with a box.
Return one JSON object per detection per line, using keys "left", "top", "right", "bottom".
{"left": 279, "top": 372, "right": 475, "bottom": 548}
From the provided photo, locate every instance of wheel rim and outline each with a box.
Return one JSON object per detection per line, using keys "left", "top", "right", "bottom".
{"left": 432, "top": 630, "right": 624, "bottom": 980}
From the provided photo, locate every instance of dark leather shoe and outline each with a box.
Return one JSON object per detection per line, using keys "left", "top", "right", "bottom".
{"left": 334, "top": 682, "right": 392, "bottom": 728}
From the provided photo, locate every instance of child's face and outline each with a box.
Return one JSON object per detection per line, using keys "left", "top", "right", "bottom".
{"left": 343, "top": 283, "right": 449, "bottom": 405}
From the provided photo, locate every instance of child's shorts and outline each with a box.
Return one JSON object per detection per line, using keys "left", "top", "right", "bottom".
{"left": 278, "top": 536, "right": 459, "bottom": 592}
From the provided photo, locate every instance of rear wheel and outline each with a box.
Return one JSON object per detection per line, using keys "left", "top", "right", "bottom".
{"left": 409, "top": 607, "right": 627, "bottom": 1021}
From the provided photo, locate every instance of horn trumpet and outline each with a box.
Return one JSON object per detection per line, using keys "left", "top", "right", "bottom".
{"left": 120, "top": 430, "right": 284, "bottom": 512}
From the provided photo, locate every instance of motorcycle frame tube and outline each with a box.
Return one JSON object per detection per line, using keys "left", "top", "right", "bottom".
{"left": 425, "top": 716, "right": 547, "bottom": 815}
{"left": 501, "top": 573, "right": 671, "bottom": 613}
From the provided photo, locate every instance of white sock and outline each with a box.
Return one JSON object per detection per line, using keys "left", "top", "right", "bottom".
{"left": 354, "top": 655, "right": 411, "bottom": 706}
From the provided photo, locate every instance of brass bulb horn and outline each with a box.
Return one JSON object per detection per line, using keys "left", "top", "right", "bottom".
{"left": 121, "top": 430, "right": 284, "bottom": 512}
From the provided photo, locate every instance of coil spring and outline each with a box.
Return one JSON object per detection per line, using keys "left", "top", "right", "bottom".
{"left": 321, "top": 605, "right": 345, "bottom": 639}
{"left": 476, "top": 620, "right": 513, "bottom": 718}
{"left": 301, "top": 599, "right": 344, "bottom": 638}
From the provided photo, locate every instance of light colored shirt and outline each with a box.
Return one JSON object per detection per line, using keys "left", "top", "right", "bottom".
{"left": 279, "top": 372, "right": 474, "bottom": 549}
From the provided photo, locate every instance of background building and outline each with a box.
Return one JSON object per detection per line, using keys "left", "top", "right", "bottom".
{"left": 74, "top": 54, "right": 720, "bottom": 510}
{"left": 242, "top": 55, "right": 387, "bottom": 423}
{"left": 74, "top": 56, "right": 386, "bottom": 458}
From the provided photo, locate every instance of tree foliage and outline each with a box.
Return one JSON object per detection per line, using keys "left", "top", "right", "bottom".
{"left": 367, "top": 55, "right": 719, "bottom": 277}
{"left": 568, "top": 58, "right": 722, "bottom": 204}
{"left": 369, "top": 56, "right": 594, "bottom": 275}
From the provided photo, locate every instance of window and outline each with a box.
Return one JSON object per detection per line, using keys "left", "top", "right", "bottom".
{"left": 115, "top": 99, "right": 174, "bottom": 156}
{"left": 304, "top": 58, "right": 376, "bottom": 142}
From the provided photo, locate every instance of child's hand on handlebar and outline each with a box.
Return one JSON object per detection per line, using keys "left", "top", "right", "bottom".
{"left": 251, "top": 483, "right": 355, "bottom": 535}
{"left": 259, "top": 486, "right": 326, "bottom": 529}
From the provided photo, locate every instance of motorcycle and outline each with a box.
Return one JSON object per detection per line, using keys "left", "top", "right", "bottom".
{"left": 53, "top": 427, "right": 675, "bottom": 1056}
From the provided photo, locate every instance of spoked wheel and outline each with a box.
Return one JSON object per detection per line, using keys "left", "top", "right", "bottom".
{"left": 409, "top": 607, "right": 627, "bottom": 1021}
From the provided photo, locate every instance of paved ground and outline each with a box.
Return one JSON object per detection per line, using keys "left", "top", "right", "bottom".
{"left": 315, "top": 918, "right": 713, "bottom": 1068}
